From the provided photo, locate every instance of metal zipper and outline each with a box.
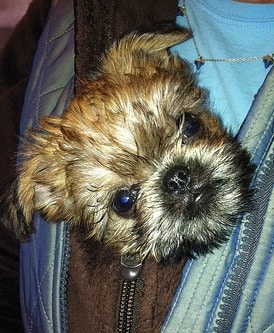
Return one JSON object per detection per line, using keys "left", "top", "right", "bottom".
{"left": 60, "top": 225, "right": 71, "bottom": 333}
{"left": 116, "top": 253, "right": 143, "bottom": 333}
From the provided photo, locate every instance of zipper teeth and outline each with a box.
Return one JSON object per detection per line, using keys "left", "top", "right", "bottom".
{"left": 60, "top": 225, "right": 71, "bottom": 333}
{"left": 116, "top": 279, "right": 139, "bottom": 333}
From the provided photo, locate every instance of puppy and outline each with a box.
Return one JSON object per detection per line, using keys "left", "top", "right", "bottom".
{"left": 0, "top": 28, "right": 254, "bottom": 266}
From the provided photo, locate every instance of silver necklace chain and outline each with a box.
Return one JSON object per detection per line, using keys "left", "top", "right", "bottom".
{"left": 178, "top": 0, "right": 274, "bottom": 69}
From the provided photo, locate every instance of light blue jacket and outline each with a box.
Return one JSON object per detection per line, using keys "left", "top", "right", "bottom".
{"left": 19, "top": 0, "right": 273, "bottom": 332}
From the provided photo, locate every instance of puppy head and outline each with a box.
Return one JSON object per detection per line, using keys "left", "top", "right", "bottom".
{"left": 1, "top": 29, "right": 254, "bottom": 263}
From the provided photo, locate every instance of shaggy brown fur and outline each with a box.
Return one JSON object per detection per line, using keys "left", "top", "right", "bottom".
{"left": 0, "top": 29, "right": 254, "bottom": 264}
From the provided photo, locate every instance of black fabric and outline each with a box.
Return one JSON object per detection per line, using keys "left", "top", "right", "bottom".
{"left": 0, "top": 224, "right": 22, "bottom": 333}
{"left": 74, "top": 0, "right": 178, "bottom": 85}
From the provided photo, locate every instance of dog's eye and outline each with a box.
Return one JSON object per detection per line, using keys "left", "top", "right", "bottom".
{"left": 113, "top": 189, "right": 137, "bottom": 216}
{"left": 183, "top": 114, "right": 200, "bottom": 138}
{"left": 177, "top": 113, "right": 201, "bottom": 142}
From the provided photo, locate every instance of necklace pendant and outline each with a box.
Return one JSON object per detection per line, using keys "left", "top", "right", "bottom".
{"left": 263, "top": 54, "right": 274, "bottom": 69}
{"left": 194, "top": 57, "right": 205, "bottom": 70}
{"left": 177, "top": 6, "right": 186, "bottom": 17}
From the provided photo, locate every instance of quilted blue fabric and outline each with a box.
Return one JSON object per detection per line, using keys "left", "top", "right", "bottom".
{"left": 19, "top": 0, "right": 74, "bottom": 332}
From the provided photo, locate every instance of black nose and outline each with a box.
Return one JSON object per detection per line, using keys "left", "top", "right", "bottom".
{"left": 163, "top": 166, "right": 191, "bottom": 195}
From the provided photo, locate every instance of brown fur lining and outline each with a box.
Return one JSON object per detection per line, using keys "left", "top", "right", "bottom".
{"left": 68, "top": 231, "right": 186, "bottom": 332}
{"left": 74, "top": 0, "right": 179, "bottom": 84}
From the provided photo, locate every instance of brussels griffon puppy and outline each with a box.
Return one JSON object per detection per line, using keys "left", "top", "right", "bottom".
{"left": 0, "top": 29, "right": 254, "bottom": 266}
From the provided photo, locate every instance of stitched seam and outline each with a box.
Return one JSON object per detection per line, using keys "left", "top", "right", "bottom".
{"left": 204, "top": 238, "right": 238, "bottom": 332}
{"left": 177, "top": 257, "right": 210, "bottom": 331}
{"left": 28, "top": 83, "right": 73, "bottom": 111}
{"left": 162, "top": 260, "right": 193, "bottom": 331}
{"left": 26, "top": 25, "right": 74, "bottom": 118}
{"left": 205, "top": 222, "right": 245, "bottom": 332}
{"left": 34, "top": 24, "right": 73, "bottom": 126}
{"left": 244, "top": 88, "right": 274, "bottom": 152}
{"left": 245, "top": 161, "right": 274, "bottom": 330}
{"left": 28, "top": 231, "right": 63, "bottom": 332}
{"left": 252, "top": 112, "right": 273, "bottom": 157}
{"left": 244, "top": 239, "right": 274, "bottom": 331}
{"left": 192, "top": 250, "right": 225, "bottom": 331}
{"left": 34, "top": 9, "right": 52, "bottom": 127}
{"left": 263, "top": 323, "right": 274, "bottom": 332}
{"left": 193, "top": 0, "right": 274, "bottom": 24}
{"left": 46, "top": 25, "right": 74, "bottom": 45}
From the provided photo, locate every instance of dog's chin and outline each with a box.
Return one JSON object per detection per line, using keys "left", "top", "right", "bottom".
{"left": 147, "top": 208, "right": 237, "bottom": 265}
{"left": 158, "top": 239, "right": 216, "bottom": 264}
{"left": 156, "top": 248, "right": 191, "bottom": 266}
{"left": 153, "top": 233, "right": 229, "bottom": 266}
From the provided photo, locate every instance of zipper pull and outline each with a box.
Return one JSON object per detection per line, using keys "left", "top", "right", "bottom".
{"left": 120, "top": 253, "right": 142, "bottom": 281}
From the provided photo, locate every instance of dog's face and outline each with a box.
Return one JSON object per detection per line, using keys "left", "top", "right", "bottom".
{"left": 1, "top": 29, "right": 254, "bottom": 263}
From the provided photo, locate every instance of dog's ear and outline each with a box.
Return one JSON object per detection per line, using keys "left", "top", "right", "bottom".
{"left": 98, "top": 27, "right": 190, "bottom": 76}
{"left": 0, "top": 117, "right": 73, "bottom": 240}
{"left": 0, "top": 179, "right": 34, "bottom": 241}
